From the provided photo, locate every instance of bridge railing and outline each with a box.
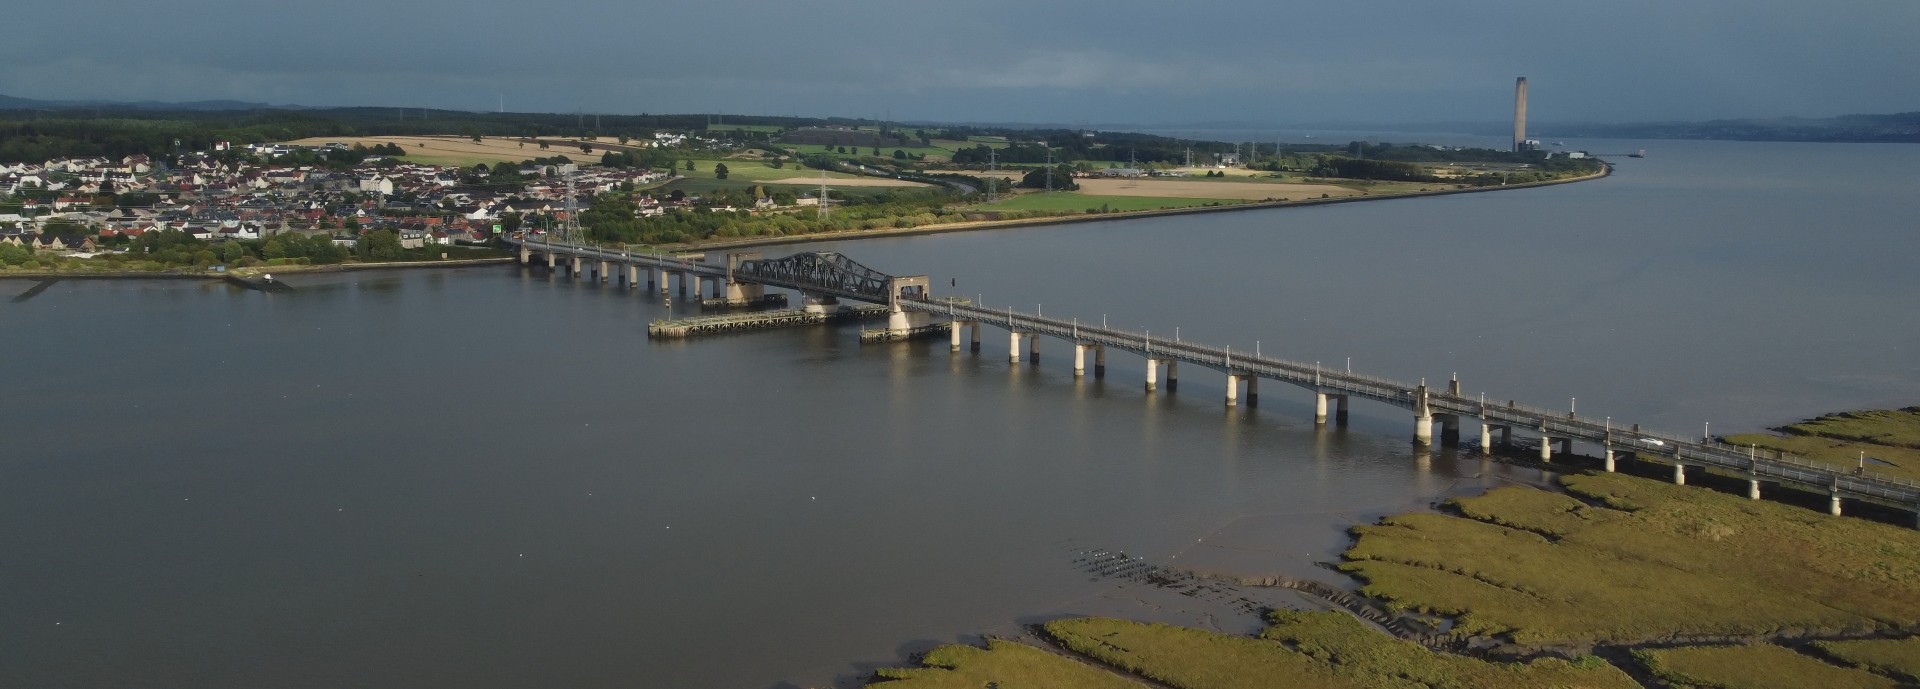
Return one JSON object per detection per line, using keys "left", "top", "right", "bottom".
{"left": 913, "top": 298, "right": 1920, "bottom": 501}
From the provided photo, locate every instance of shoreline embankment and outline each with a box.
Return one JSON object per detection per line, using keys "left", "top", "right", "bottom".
{"left": 0, "top": 256, "right": 516, "bottom": 281}
{"left": 668, "top": 163, "right": 1611, "bottom": 253}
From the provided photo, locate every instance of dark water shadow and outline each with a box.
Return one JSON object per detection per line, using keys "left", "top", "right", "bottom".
{"left": 11, "top": 279, "right": 57, "bottom": 302}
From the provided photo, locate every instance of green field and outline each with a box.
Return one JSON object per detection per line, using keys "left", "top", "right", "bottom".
{"left": 1815, "top": 637, "right": 1920, "bottom": 681}
{"left": 1782, "top": 408, "right": 1920, "bottom": 447}
{"left": 654, "top": 175, "right": 901, "bottom": 200}
{"left": 1342, "top": 471, "right": 1920, "bottom": 645}
{"left": 1042, "top": 611, "right": 1635, "bottom": 689}
{"left": 1723, "top": 432, "right": 1920, "bottom": 480}
{"left": 1724, "top": 408, "right": 1920, "bottom": 480}
{"left": 870, "top": 638, "right": 1143, "bottom": 689}
{"left": 1636, "top": 644, "right": 1898, "bottom": 689}
{"left": 675, "top": 159, "right": 866, "bottom": 183}
{"left": 966, "top": 192, "right": 1242, "bottom": 213}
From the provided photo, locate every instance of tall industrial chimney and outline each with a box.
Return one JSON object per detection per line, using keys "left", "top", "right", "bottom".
{"left": 1513, "top": 77, "right": 1529, "bottom": 153}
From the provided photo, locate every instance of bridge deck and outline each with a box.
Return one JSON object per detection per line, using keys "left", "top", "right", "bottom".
{"left": 906, "top": 298, "right": 1920, "bottom": 507}
{"left": 511, "top": 236, "right": 1920, "bottom": 510}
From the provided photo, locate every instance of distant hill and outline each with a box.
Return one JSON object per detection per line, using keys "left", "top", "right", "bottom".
{"left": 0, "top": 92, "right": 291, "bottom": 111}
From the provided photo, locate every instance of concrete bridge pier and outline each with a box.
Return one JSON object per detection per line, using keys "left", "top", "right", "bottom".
{"left": 570, "top": 255, "right": 584, "bottom": 278}
{"left": 801, "top": 292, "right": 838, "bottom": 314}
{"left": 1412, "top": 384, "right": 1433, "bottom": 446}
{"left": 950, "top": 321, "right": 968, "bottom": 352}
{"left": 971, "top": 322, "right": 981, "bottom": 351}
{"left": 1224, "top": 374, "right": 1241, "bottom": 406}
{"left": 598, "top": 260, "right": 611, "bottom": 282}
{"left": 519, "top": 245, "right": 531, "bottom": 264}
{"left": 1245, "top": 376, "right": 1258, "bottom": 406}
{"left": 545, "top": 252, "right": 556, "bottom": 271}
{"left": 1748, "top": 477, "right": 1762, "bottom": 500}
{"left": 1829, "top": 480, "right": 1843, "bottom": 516}
{"left": 1027, "top": 334, "right": 1040, "bottom": 363}
{"left": 626, "top": 264, "right": 639, "bottom": 289}
{"left": 1166, "top": 361, "right": 1178, "bottom": 391}
{"left": 1604, "top": 444, "right": 1616, "bottom": 472}
{"left": 1008, "top": 331, "right": 1024, "bottom": 363}
{"left": 1094, "top": 345, "right": 1106, "bottom": 377}
{"left": 1673, "top": 462, "right": 1687, "bottom": 485}
{"left": 653, "top": 267, "right": 666, "bottom": 293}
{"left": 1073, "top": 343, "right": 1091, "bottom": 376}
{"left": 1436, "top": 414, "right": 1460, "bottom": 447}
{"left": 1480, "top": 421, "right": 1510, "bottom": 455}
{"left": 1144, "top": 358, "right": 1160, "bottom": 391}
{"left": 1313, "top": 393, "right": 1349, "bottom": 426}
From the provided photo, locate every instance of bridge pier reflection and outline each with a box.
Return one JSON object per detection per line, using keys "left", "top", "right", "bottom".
{"left": 505, "top": 236, "right": 1920, "bottom": 530}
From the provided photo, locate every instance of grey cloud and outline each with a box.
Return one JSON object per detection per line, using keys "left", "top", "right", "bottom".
{"left": 1, "top": 0, "right": 1913, "bottom": 123}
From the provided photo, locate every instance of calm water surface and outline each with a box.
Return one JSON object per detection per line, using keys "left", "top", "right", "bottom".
{"left": 3, "top": 139, "right": 1914, "bottom": 688}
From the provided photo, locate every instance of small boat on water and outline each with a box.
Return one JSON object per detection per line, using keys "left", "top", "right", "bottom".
{"left": 1629, "top": 149, "right": 1647, "bottom": 158}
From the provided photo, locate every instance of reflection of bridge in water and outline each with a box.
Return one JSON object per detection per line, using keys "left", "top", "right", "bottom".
{"left": 508, "top": 236, "right": 1920, "bottom": 525}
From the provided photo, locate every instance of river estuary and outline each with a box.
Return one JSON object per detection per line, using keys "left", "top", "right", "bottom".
{"left": 4, "top": 138, "right": 1916, "bottom": 688}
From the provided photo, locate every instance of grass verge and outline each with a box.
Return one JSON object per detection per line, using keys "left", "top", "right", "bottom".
{"left": 1042, "top": 611, "right": 1636, "bottom": 689}
{"left": 1340, "top": 472, "right": 1920, "bottom": 645}
{"left": 1724, "top": 407, "right": 1920, "bottom": 480}
{"left": 1635, "top": 644, "right": 1897, "bottom": 689}
{"left": 868, "top": 638, "right": 1144, "bottom": 689}
{"left": 1813, "top": 636, "right": 1920, "bottom": 681}
{"left": 966, "top": 192, "right": 1239, "bottom": 213}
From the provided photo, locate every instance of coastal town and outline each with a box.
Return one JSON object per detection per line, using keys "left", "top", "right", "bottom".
{"left": 0, "top": 118, "right": 1613, "bottom": 272}
{"left": 0, "top": 140, "right": 671, "bottom": 261}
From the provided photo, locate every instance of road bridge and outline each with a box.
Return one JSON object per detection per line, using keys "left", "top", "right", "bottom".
{"left": 505, "top": 236, "right": 1920, "bottom": 525}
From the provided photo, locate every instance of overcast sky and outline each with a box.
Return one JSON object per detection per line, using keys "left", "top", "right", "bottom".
{"left": 4, "top": 1, "right": 1914, "bottom": 124}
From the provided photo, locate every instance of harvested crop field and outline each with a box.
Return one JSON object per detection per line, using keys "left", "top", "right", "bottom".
{"left": 1074, "top": 178, "right": 1359, "bottom": 201}
{"left": 283, "top": 135, "right": 634, "bottom": 167}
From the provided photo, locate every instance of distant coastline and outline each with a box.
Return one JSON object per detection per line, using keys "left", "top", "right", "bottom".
{"left": 667, "top": 161, "right": 1611, "bottom": 253}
